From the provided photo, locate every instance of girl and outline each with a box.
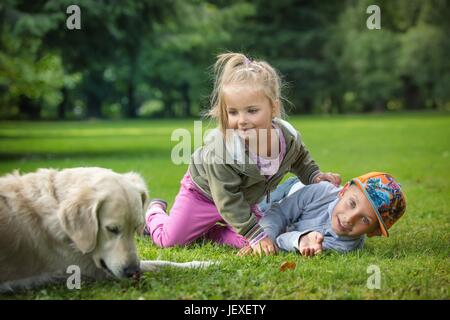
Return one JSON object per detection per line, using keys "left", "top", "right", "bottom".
{"left": 145, "top": 53, "right": 341, "bottom": 256}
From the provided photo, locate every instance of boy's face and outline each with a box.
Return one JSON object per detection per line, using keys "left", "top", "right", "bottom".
{"left": 331, "top": 185, "right": 382, "bottom": 237}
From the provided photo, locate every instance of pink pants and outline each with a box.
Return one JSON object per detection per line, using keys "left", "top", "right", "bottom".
{"left": 145, "top": 173, "right": 262, "bottom": 248}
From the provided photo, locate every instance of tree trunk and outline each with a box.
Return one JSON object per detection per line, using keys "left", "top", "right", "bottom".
{"left": 83, "top": 72, "right": 103, "bottom": 119}
{"left": 402, "top": 76, "right": 421, "bottom": 110}
{"left": 163, "top": 95, "right": 174, "bottom": 118}
{"left": 85, "top": 91, "right": 102, "bottom": 119}
{"left": 336, "top": 100, "right": 343, "bottom": 114}
{"left": 331, "top": 94, "right": 343, "bottom": 114}
{"left": 302, "top": 97, "right": 313, "bottom": 114}
{"left": 125, "top": 42, "right": 139, "bottom": 119}
{"left": 180, "top": 82, "right": 191, "bottom": 117}
{"left": 373, "top": 99, "right": 386, "bottom": 112}
{"left": 125, "top": 79, "right": 137, "bottom": 118}
{"left": 363, "top": 101, "right": 372, "bottom": 112}
{"left": 426, "top": 81, "right": 437, "bottom": 109}
{"left": 57, "top": 87, "right": 69, "bottom": 120}
{"left": 18, "top": 95, "right": 41, "bottom": 120}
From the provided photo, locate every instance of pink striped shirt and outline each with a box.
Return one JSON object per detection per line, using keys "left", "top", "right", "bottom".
{"left": 248, "top": 123, "right": 286, "bottom": 178}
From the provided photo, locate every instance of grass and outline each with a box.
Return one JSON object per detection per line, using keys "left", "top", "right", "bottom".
{"left": 0, "top": 112, "right": 449, "bottom": 300}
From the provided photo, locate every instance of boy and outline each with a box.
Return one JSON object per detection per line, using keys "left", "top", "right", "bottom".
{"left": 239, "top": 172, "right": 406, "bottom": 256}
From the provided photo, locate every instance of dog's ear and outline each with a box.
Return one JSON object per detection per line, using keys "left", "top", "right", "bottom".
{"left": 58, "top": 188, "right": 102, "bottom": 254}
{"left": 123, "top": 172, "right": 148, "bottom": 208}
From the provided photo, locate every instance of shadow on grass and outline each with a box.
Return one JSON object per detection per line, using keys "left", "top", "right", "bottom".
{"left": 0, "top": 149, "right": 172, "bottom": 161}
{"left": 0, "top": 133, "right": 170, "bottom": 140}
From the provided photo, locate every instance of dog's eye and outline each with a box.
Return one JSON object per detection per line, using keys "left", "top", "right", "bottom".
{"left": 106, "top": 226, "right": 120, "bottom": 235}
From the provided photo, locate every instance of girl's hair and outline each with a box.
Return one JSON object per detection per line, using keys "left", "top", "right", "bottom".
{"left": 207, "top": 52, "right": 286, "bottom": 133}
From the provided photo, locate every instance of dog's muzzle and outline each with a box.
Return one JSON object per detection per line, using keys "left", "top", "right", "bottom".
{"left": 122, "top": 263, "right": 140, "bottom": 278}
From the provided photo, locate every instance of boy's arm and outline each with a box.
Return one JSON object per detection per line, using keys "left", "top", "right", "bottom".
{"left": 275, "top": 231, "right": 315, "bottom": 252}
{"left": 259, "top": 185, "right": 316, "bottom": 242}
{"left": 258, "top": 205, "right": 287, "bottom": 242}
{"left": 277, "top": 231, "right": 365, "bottom": 254}
{"left": 261, "top": 182, "right": 336, "bottom": 242}
{"left": 321, "top": 234, "right": 365, "bottom": 253}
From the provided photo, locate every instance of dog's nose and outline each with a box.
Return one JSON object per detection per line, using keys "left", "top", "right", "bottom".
{"left": 123, "top": 264, "right": 140, "bottom": 278}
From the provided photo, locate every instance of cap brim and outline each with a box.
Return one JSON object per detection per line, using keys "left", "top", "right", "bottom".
{"left": 351, "top": 179, "right": 389, "bottom": 237}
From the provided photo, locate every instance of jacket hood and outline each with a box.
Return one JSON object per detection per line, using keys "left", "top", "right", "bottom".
{"left": 202, "top": 118, "right": 300, "bottom": 178}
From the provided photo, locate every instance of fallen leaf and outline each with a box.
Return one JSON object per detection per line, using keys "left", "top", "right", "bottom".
{"left": 279, "top": 261, "right": 296, "bottom": 272}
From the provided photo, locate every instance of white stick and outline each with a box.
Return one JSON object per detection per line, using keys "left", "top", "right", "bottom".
{"left": 139, "top": 260, "right": 218, "bottom": 272}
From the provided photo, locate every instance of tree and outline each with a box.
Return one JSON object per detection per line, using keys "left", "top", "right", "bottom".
{"left": 227, "top": 0, "right": 344, "bottom": 114}
{"left": 139, "top": 0, "right": 254, "bottom": 118}
{"left": 0, "top": 3, "right": 73, "bottom": 119}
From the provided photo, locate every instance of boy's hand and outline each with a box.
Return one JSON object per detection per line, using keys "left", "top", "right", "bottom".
{"left": 313, "top": 172, "right": 341, "bottom": 187}
{"left": 298, "top": 231, "right": 324, "bottom": 257}
{"left": 250, "top": 237, "right": 278, "bottom": 257}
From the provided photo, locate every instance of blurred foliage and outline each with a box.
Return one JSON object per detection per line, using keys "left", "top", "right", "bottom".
{"left": 0, "top": 0, "right": 449, "bottom": 120}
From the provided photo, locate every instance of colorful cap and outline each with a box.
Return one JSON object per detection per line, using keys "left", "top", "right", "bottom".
{"left": 350, "top": 172, "right": 406, "bottom": 237}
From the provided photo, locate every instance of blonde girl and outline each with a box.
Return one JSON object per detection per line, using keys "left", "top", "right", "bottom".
{"left": 145, "top": 53, "right": 340, "bottom": 256}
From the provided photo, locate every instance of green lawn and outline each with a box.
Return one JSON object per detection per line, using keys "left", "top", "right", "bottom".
{"left": 0, "top": 112, "right": 449, "bottom": 299}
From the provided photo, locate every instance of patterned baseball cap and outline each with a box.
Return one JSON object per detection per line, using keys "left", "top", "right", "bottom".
{"left": 350, "top": 172, "right": 406, "bottom": 237}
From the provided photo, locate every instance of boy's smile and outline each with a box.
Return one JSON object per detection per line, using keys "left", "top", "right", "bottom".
{"left": 331, "top": 184, "right": 381, "bottom": 237}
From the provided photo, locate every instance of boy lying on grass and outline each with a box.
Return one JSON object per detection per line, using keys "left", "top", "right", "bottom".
{"left": 238, "top": 172, "right": 406, "bottom": 257}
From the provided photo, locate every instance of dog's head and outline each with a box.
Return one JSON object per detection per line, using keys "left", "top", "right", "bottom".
{"left": 57, "top": 170, "right": 148, "bottom": 278}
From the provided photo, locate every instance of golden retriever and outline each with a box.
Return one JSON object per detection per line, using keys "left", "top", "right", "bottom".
{"left": 0, "top": 167, "right": 213, "bottom": 292}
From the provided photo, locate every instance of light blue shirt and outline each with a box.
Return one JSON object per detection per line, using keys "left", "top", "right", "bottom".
{"left": 259, "top": 181, "right": 365, "bottom": 253}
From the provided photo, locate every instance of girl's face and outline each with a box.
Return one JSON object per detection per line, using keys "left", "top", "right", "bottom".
{"left": 223, "top": 83, "right": 278, "bottom": 140}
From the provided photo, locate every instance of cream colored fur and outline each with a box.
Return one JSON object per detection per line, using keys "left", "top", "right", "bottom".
{"left": 0, "top": 167, "right": 214, "bottom": 292}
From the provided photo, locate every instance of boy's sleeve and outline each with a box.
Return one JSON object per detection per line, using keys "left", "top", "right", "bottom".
{"left": 258, "top": 203, "right": 287, "bottom": 242}
{"left": 277, "top": 231, "right": 365, "bottom": 253}
{"left": 322, "top": 234, "right": 365, "bottom": 253}
{"left": 205, "top": 163, "right": 263, "bottom": 241}
{"left": 259, "top": 185, "right": 317, "bottom": 241}
{"left": 290, "top": 133, "right": 321, "bottom": 185}
{"left": 276, "top": 231, "right": 314, "bottom": 252}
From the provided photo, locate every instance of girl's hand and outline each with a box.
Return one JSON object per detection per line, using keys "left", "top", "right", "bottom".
{"left": 313, "top": 172, "right": 341, "bottom": 187}
{"left": 237, "top": 245, "right": 252, "bottom": 256}
{"left": 251, "top": 237, "right": 278, "bottom": 257}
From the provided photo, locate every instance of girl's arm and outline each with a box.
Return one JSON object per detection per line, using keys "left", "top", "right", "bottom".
{"left": 289, "top": 133, "right": 321, "bottom": 184}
